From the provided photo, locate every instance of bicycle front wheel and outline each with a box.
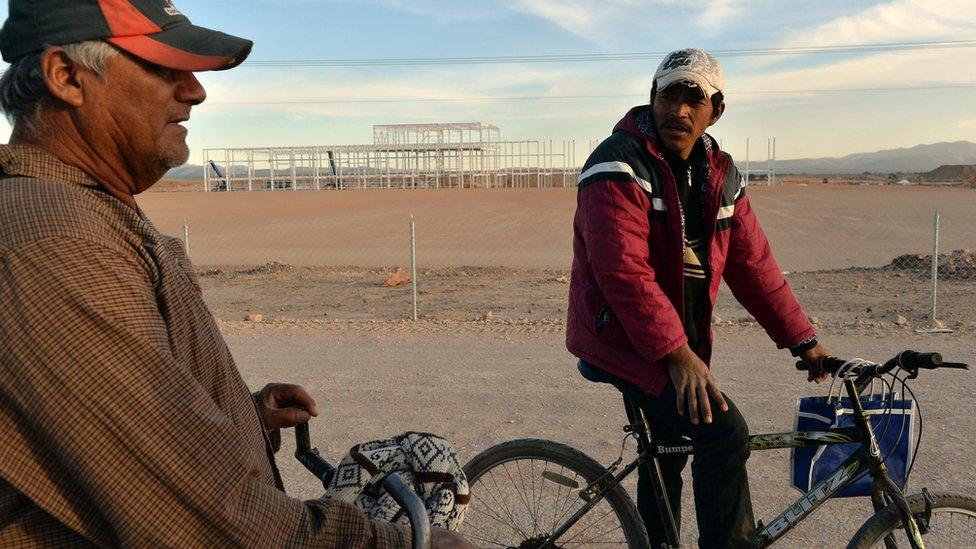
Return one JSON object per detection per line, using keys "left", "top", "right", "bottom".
{"left": 847, "top": 491, "right": 976, "bottom": 548}
{"left": 460, "top": 438, "right": 649, "bottom": 548}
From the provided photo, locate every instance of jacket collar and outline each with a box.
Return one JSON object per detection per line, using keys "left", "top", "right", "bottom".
{"left": 612, "top": 105, "right": 719, "bottom": 164}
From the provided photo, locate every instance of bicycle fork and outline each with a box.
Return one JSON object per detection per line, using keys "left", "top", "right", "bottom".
{"left": 849, "top": 381, "right": 926, "bottom": 549}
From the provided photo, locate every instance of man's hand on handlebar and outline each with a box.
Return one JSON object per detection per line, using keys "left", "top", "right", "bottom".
{"left": 255, "top": 383, "right": 319, "bottom": 433}
{"left": 798, "top": 344, "right": 830, "bottom": 384}
{"left": 432, "top": 528, "right": 475, "bottom": 549}
{"left": 665, "top": 344, "right": 729, "bottom": 426}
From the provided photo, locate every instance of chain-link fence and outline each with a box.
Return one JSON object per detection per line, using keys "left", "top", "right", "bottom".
{"left": 884, "top": 211, "right": 975, "bottom": 331}
{"left": 150, "top": 186, "right": 976, "bottom": 331}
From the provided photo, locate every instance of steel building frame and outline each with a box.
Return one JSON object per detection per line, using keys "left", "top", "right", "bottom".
{"left": 203, "top": 122, "right": 595, "bottom": 192}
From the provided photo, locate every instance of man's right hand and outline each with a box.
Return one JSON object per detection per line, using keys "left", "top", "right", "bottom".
{"left": 665, "top": 345, "right": 728, "bottom": 425}
{"left": 432, "top": 528, "right": 475, "bottom": 549}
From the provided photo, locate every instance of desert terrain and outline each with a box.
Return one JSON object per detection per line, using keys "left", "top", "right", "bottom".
{"left": 139, "top": 184, "right": 975, "bottom": 547}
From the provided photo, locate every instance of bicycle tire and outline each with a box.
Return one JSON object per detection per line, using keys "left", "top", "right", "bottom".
{"left": 461, "top": 438, "right": 650, "bottom": 548}
{"left": 847, "top": 491, "right": 976, "bottom": 548}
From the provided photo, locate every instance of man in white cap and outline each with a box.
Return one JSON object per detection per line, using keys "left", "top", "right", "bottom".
{"left": 566, "top": 48, "right": 828, "bottom": 547}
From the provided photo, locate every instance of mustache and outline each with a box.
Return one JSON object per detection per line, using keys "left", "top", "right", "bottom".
{"left": 661, "top": 118, "right": 693, "bottom": 132}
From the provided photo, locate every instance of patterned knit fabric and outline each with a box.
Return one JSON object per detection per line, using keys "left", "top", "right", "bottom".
{"left": 326, "top": 432, "right": 470, "bottom": 530}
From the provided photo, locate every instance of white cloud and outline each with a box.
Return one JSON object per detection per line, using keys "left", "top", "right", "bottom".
{"left": 504, "top": 0, "right": 597, "bottom": 35}
{"left": 186, "top": 0, "right": 976, "bottom": 159}
{"left": 195, "top": 61, "right": 639, "bottom": 126}
{"left": 503, "top": 0, "right": 744, "bottom": 39}
{"left": 780, "top": 0, "right": 976, "bottom": 47}
{"left": 339, "top": 0, "right": 507, "bottom": 22}
{"left": 730, "top": 48, "right": 974, "bottom": 103}
{"left": 698, "top": 0, "right": 744, "bottom": 29}
{"left": 720, "top": 0, "right": 976, "bottom": 104}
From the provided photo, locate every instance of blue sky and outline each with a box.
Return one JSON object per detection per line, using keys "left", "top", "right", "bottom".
{"left": 2, "top": 0, "right": 975, "bottom": 164}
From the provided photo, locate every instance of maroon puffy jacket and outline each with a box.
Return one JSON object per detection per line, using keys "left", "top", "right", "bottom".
{"left": 566, "top": 106, "right": 815, "bottom": 396}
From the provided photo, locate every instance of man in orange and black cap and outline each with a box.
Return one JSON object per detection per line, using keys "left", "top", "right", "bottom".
{"left": 0, "top": 1, "right": 470, "bottom": 547}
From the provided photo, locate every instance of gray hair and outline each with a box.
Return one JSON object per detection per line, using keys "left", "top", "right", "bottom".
{"left": 0, "top": 40, "right": 118, "bottom": 129}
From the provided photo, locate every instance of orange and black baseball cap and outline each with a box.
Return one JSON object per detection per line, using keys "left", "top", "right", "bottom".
{"left": 0, "top": 0, "right": 252, "bottom": 71}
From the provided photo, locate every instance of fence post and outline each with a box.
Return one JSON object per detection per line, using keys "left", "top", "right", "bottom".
{"left": 183, "top": 218, "right": 189, "bottom": 256}
{"left": 930, "top": 209, "right": 939, "bottom": 327}
{"left": 410, "top": 214, "right": 417, "bottom": 321}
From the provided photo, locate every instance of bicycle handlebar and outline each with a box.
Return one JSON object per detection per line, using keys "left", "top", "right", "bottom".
{"left": 294, "top": 424, "right": 432, "bottom": 549}
{"left": 382, "top": 473, "right": 433, "bottom": 549}
{"left": 795, "top": 350, "right": 969, "bottom": 377}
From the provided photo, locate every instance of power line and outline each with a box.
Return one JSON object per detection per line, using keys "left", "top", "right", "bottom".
{"left": 242, "top": 39, "right": 976, "bottom": 68}
{"left": 207, "top": 83, "right": 976, "bottom": 106}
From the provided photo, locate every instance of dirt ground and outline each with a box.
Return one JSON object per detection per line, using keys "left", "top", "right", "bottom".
{"left": 227, "top": 322, "right": 974, "bottom": 547}
{"left": 197, "top": 263, "right": 976, "bottom": 330}
{"left": 136, "top": 185, "right": 975, "bottom": 547}
{"left": 196, "top": 267, "right": 974, "bottom": 546}
{"left": 139, "top": 184, "right": 976, "bottom": 272}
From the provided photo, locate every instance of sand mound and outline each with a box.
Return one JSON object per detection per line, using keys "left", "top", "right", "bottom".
{"left": 234, "top": 262, "right": 294, "bottom": 276}
{"left": 921, "top": 164, "right": 976, "bottom": 182}
{"left": 887, "top": 249, "right": 976, "bottom": 279}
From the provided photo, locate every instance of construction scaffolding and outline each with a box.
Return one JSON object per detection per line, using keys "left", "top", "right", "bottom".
{"left": 372, "top": 122, "right": 500, "bottom": 147}
{"left": 203, "top": 123, "right": 595, "bottom": 192}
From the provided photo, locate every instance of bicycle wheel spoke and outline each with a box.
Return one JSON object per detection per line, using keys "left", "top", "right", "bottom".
{"left": 460, "top": 513, "right": 516, "bottom": 548}
{"left": 543, "top": 459, "right": 561, "bottom": 532}
{"left": 529, "top": 458, "right": 543, "bottom": 533}
{"left": 558, "top": 506, "right": 619, "bottom": 545}
{"left": 502, "top": 461, "right": 539, "bottom": 532}
{"left": 482, "top": 464, "right": 525, "bottom": 536}
{"left": 483, "top": 468, "right": 533, "bottom": 540}
{"left": 568, "top": 517, "right": 626, "bottom": 545}
{"left": 464, "top": 442, "right": 642, "bottom": 548}
{"left": 866, "top": 506, "right": 976, "bottom": 547}
{"left": 467, "top": 497, "right": 521, "bottom": 531}
{"left": 516, "top": 459, "right": 541, "bottom": 533}
{"left": 543, "top": 460, "right": 573, "bottom": 535}
{"left": 469, "top": 478, "right": 523, "bottom": 543}
{"left": 551, "top": 466, "right": 586, "bottom": 526}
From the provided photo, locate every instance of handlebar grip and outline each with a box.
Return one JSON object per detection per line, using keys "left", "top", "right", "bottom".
{"left": 382, "top": 474, "right": 432, "bottom": 549}
{"left": 295, "top": 422, "right": 312, "bottom": 453}
{"left": 897, "top": 351, "right": 942, "bottom": 369}
{"left": 794, "top": 356, "right": 848, "bottom": 373}
{"left": 795, "top": 351, "right": 948, "bottom": 374}
{"left": 294, "top": 423, "right": 336, "bottom": 489}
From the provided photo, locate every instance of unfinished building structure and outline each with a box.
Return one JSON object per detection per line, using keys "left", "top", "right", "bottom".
{"left": 202, "top": 122, "right": 593, "bottom": 192}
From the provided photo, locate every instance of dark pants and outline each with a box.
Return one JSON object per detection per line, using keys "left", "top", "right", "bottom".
{"left": 611, "top": 378, "right": 758, "bottom": 548}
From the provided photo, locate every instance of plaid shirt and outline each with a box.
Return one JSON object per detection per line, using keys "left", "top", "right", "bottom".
{"left": 0, "top": 146, "right": 407, "bottom": 548}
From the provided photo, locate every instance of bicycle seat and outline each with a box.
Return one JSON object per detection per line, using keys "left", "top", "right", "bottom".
{"left": 577, "top": 360, "right": 614, "bottom": 384}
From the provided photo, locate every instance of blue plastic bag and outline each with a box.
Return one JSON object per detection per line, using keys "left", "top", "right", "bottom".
{"left": 790, "top": 395, "right": 914, "bottom": 498}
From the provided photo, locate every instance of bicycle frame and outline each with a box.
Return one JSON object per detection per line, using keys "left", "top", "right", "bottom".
{"left": 539, "top": 375, "right": 925, "bottom": 549}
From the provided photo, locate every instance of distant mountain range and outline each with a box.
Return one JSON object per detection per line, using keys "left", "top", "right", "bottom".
{"left": 739, "top": 141, "right": 976, "bottom": 175}
{"left": 165, "top": 140, "right": 976, "bottom": 180}
{"left": 165, "top": 163, "right": 211, "bottom": 180}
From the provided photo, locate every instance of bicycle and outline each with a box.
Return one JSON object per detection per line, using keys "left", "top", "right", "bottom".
{"left": 292, "top": 423, "right": 433, "bottom": 549}
{"left": 460, "top": 350, "right": 974, "bottom": 548}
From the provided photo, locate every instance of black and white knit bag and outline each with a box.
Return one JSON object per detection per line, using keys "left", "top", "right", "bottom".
{"left": 323, "top": 432, "right": 469, "bottom": 530}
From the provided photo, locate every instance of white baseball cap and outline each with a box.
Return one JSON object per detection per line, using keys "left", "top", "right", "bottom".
{"left": 652, "top": 48, "right": 725, "bottom": 99}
